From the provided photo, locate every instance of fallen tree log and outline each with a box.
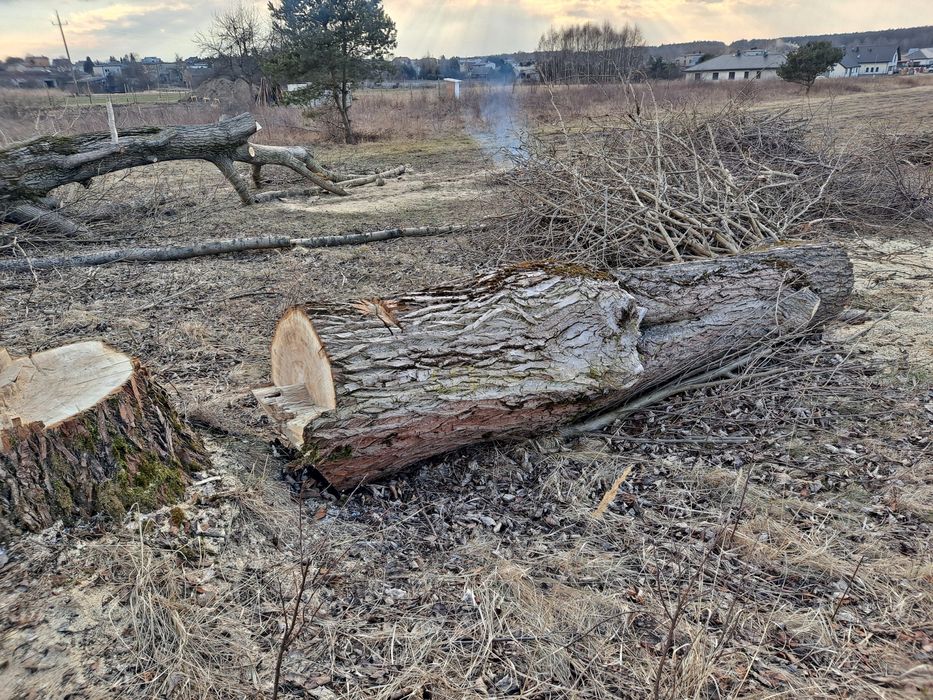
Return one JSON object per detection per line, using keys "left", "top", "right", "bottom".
{"left": 610, "top": 244, "right": 853, "bottom": 394}
{"left": 0, "top": 342, "right": 209, "bottom": 541}
{"left": 0, "top": 112, "right": 405, "bottom": 235}
{"left": 253, "top": 244, "right": 853, "bottom": 490}
{"left": 0, "top": 225, "right": 486, "bottom": 272}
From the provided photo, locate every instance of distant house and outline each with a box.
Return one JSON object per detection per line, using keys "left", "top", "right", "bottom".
{"left": 516, "top": 62, "right": 540, "bottom": 83}
{"left": 24, "top": 55, "right": 50, "bottom": 68}
{"left": 845, "top": 45, "right": 900, "bottom": 76}
{"left": 184, "top": 58, "right": 210, "bottom": 71}
{"left": 51, "top": 58, "right": 72, "bottom": 72}
{"left": 284, "top": 84, "right": 351, "bottom": 108}
{"left": 459, "top": 58, "right": 497, "bottom": 80}
{"left": 92, "top": 62, "right": 124, "bottom": 78}
{"left": 904, "top": 47, "right": 933, "bottom": 70}
{"left": 824, "top": 52, "right": 861, "bottom": 78}
{"left": 683, "top": 49, "right": 785, "bottom": 82}
{"left": 1, "top": 70, "right": 61, "bottom": 89}
{"left": 140, "top": 56, "right": 162, "bottom": 65}
{"left": 673, "top": 52, "right": 705, "bottom": 68}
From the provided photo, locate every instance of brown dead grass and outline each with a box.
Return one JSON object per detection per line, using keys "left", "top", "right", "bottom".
{"left": 0, "top": 77, "right": 931, "bottom": 700}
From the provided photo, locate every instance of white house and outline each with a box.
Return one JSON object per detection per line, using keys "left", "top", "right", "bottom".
{"left": 683, "top": 49, "right": 785, "bottom": 82}
{"left": 844, "top": 45, "right": 900, "bottom": 76}
{"left": 823, "top": 52, "right": 861, "bottom": 78}
{"left": 904, "top": 47, "right": 933, "bottom": 69}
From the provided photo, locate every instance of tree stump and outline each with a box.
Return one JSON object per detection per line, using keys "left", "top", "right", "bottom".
{"left": 0, "top": 341, "right": 209, "bottom": 541}
{"left": 255, "top": 246, "right": 853, "bottom": 490}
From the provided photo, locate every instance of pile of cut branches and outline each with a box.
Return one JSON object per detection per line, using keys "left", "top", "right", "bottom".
{"left": 837, "top": 128, "right": 933, "bottom": 224}
{"left": 500, "top": 106, "right": 839, "bottom": 267}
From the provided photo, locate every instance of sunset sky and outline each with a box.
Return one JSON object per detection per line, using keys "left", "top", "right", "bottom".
{"left": 1, "top": 0, "right": 929, "bottom": 61}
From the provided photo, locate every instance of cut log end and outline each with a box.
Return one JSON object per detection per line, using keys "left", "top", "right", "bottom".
{"left": 256, "top": 308, "right": 337, "bottom": 447}
{"left": 0, "top": 342, "right": 210, "bottom": 541}
{"left": 255, "top": 265, "right": 646, "bottom": 489}
{"left": 253, "top": 246, "right": 853, "bottom": 492}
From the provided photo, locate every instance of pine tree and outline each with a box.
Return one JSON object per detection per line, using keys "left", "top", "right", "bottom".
{"left": 777, "top": 42, "right": 844, "bottom": 93}
{"left": 266, "top": 0, "right": 397, "bottom": 143}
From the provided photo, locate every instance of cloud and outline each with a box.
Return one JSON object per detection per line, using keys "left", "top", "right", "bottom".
{"left": 1, "top": 0, "right": 930, "bottom": 61}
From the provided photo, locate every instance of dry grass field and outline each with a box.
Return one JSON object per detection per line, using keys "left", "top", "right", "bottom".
{"left": 0, "top": 76, "right": 931, "bottom": 699}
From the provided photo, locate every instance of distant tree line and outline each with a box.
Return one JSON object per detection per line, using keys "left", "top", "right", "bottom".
{"left": 536, "top": 21, "right": 646, "bottom": 83}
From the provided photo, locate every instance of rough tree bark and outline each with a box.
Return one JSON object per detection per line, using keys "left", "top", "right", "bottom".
{"left": 0, "top": 112, "right": 404, "bottom": 236}
{"left": 254, "top": 245, "right": 853, "bottom": 489}
{"left": 0, "top": 342, "right": 209, "bottom": 541}
{"left": 611, "top": 244, "right": 854, "bottom": 394}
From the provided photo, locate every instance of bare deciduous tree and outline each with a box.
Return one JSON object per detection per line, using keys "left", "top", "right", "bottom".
{"left": 195, "top": 2, "right": 268, "bottom": 90}
{"left": 536, "top": 21, "right": 645, "bottom": 83}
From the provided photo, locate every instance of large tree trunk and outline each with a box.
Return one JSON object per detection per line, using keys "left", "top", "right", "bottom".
{"left": 254, "top": 265, "right": 646, "bottom": 487}
{"left": 254, "top": 245, "right": 853, "bottom": 490}
{"left": 612, "top": 244, "right": 854, "bottom": 393}
{"left": 0, "top": 113, "right": 403, "bottom": 236}
{"left": 0, "top": 342, "right": 210, "bottom": 541}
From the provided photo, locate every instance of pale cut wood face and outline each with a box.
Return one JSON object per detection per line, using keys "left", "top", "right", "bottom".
{"left": 260, "top": 308, "right": 338, "bottom": 447}
{"left": 270, "top": 307, "right": 337, "bottom": 411}
{"left": 0, "top": 341, "right": 133, "bottom": 431}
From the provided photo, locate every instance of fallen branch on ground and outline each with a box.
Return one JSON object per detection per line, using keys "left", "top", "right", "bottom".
{"left": 0, "top": 113, "right": 406, "bottom": 236}
{"left": 0, "top": 224, "right": 487, "bottom": 272}
{"left": 335, "top": 165, "right": 409, "bottom": 188}
{"left": 252, "top": 165, "right": 409, "bottom": 203}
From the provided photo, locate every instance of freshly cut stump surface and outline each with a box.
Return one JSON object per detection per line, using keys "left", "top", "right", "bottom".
{"left": 0, "top": 341, "right": 209, "bottom": 541}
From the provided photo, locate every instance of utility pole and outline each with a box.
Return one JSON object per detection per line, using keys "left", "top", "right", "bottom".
{"left": 53, "top": 10, "right": 82, "bottom": 100}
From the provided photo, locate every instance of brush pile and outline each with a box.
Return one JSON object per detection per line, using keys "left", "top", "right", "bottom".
{"left": 501, "top": 107, "right": 839, "bottom": 267}
{"left": 885, "top": 130, "right": 933, "bottom": 167}
{"left": 839, "top": 128, "right": 933, "bottom": 223}
{"left": 500, "top": 103, "right": 933, "bottom": 268}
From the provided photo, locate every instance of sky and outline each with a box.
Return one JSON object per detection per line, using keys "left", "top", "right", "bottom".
{"left": 0, "top": 0, "right": 930, "bottom": 61}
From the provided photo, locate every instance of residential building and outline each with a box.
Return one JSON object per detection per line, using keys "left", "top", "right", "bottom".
{"left": 92, "top": 62, "right": 124, "bottom": 78}
{"left": 673, "top": 52, "right": 705, "bottom": 68}
{"left": 516, "top": 62, "right": 540, "bottom": 83}
{"left": 683, "top": 49, "right": 785, "bottom": 81}
{"left": 904, "top": 47, "right": 933, "bottom": 69}
{"left": 459, "top": 58, "right": 498, "bottom": 80}
{"left": 844, "top": 45, "right": 900, "bottom": 76}
{"left": 824, "top": 52, "right": 861, "bottom": 78}
{"left": 0, "top": 70, "right": 61, "bottom": 88}
{"left": 24, "top": 55, "right": 50, "bottom": 68}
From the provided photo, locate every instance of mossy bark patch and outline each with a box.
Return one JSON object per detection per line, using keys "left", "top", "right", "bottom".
{"left": 0, "top": 361, "right": 210, "bottom": 542}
